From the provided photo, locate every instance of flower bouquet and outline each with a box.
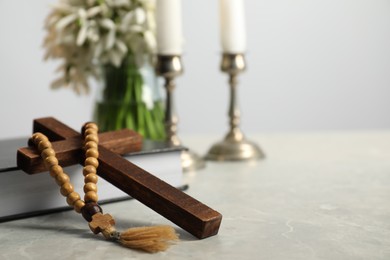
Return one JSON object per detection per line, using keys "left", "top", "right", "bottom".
{"left": 43, "top": 0, "right": 166, "bottom": 140}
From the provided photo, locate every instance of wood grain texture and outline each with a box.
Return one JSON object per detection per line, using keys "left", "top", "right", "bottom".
{"left": 97, "top": 146, "right": 222, "bottom": 239}
{"left": 17, "top": 127, "right": 142, "bottom": 174}
{"left": 16, "top": 117, "right": 222, "bottom": 239}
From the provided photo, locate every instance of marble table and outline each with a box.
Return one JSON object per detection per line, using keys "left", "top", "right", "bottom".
{"left": 1, "top": 132, "right": 389, "bottom": 259}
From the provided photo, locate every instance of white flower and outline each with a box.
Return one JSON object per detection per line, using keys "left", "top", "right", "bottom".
{"left": 55, "top": 13, "right": 77, "bottom": 31}
{"left": 115, "top": 39, "right": 128, "bottom": 54}
{"left": 144, "top": 30, "right": 156, "bottom": 53}
{"left": 86, "top": 6, "right": 102, "bottom": 18}
{"left": 100, "top": 18, "right": 116, "bottom": 30}
{"left": 105, "top": 28, "right": 116, "bottom": 50}
{"left": 76, "top": 21, "right": 88, "bottom": 46}
{"left": 44, "top": 0, "right": 158, "bottom": 94}
{"left": 120, "top": 10, "right": 134, "bottom": 32}
{"left": 134, "top": 8, "right": 146, "bottom": 25}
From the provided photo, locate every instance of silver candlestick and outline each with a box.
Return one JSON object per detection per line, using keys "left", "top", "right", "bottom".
{"left": 156, "top": 55, "right": 205, "bottom": 171}
{"left": 206, "top": 53, "right": 265, "bottom": 161}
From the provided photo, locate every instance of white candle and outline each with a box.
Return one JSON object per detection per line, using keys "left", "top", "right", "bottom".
{"left": 219, "top": 0, "right": 247, "bottom": 53}
{"left": 156, "top": 0, "right": 183, "bottom": 55}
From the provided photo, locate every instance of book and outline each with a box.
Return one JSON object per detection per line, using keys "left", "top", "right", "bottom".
{"left": 0, "top": 137, "right": 185, "bottom": 222}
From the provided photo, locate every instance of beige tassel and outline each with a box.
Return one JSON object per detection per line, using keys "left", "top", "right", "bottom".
{"left": 89, "top": 213, "right": 179, "bottom": 253}
{"left": 119, "top": 226, "right": 179, "bottom": 253}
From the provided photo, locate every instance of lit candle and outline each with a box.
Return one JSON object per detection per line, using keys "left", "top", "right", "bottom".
{"left": 156, "top": 0, "right": 183, "bottom": 55}
{"left": 219, "top": 0, "right": 247, "bottom": 53}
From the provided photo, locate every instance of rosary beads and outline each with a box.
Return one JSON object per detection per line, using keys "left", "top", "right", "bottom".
{"left": 31, "top": 122, "right": 178, "bottom": 253}
{"left": 30, "top": 122, "right": 99, "bottom": 217}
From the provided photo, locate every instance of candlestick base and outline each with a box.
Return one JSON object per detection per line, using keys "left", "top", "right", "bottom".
{"left": 182, "top": 150, "right": 206, "bottom": 172}
{"left": 206, "top": 129, "right": 264, "bottom": 161}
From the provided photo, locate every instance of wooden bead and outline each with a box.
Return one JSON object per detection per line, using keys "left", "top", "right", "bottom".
{"left": 41, "top": 147, "right": 55, "bottom": 158}
{"left": 55, "top": 172, "right": 70, "bottom": 186}
{"left": 32, "top": 132, "right": 45, "bottom": 138}
{"left": 38, "top": 140, "right": 52, "bottom": 151}
{"left": 84, "top": 141, "right": 98, "bottom": 150}
{"left": 84, "top": 173, "right": 98, "bottom": 184}
{"left": 32, "top": 137, "right": 42, "bottom": 146}
{"left": 84, "top": 191, "right": 98, "bottom": 203}
{"left": 74, "top": 200, "right": 86, "bottom": 213}
{"left": 85, "top": 157, "right": 99, "bottom": 168}
{"left": 83, "top": 165, "right": 96, "bottom": 176}
{"left": 86, "top": 148, "right": 99, "bottom": 159}
{"left": 81, "top": 123, "right": 98, "bottom": 137}
{"left": 66, "top": 192, "right": 81, "bottom": 206}
{"left": 84, "top": 128, "right": 98, "bottom": 136}
{"left": 84, "top": 183, "right": 97, "bottom": 193}
{"left": 85, "top": 122, "right": 98, "bottom": 131}
{"left": 85, "top": 134, "right": 99, "bottom": 143}
{"left": 81, "top": 202, "right": 102, "bottom": 222}
{"left": 44, "top": 156, "right": 58, "bottom": 168}
{"left": 31, "top": 134, "right": 40, "bottom": 142}
{"left": 50, "top": 165, "right": 63, "bottom": 177}
{"left": 32, "top": 133, "right": 48, "bottom": 144}
{"left": 60, "top": 182, "right": 74, "bottom": 196}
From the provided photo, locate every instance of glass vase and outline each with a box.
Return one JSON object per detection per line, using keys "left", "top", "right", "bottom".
{"left": 93, "top": 54, "right": 166, "bottom": 141}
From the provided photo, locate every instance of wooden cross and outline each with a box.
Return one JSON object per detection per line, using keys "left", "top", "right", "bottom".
{"left": 17, "top": 117, "right": 222, "bottom": 239}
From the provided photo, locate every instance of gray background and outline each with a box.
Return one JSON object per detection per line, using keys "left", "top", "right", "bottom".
{"left": 1, "top": 0, "right": 389, "bottom": 139}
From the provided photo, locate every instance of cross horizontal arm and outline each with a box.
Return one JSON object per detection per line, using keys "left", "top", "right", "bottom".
{"left": 17, "top": 128, "right": 142, "bottom": 174}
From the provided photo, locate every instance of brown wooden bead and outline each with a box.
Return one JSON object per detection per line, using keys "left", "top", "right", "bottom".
{"left": 83, "top": 165, "right": 96, "bottom": 176}
{"left": 32, "top": 133, "right": 48, "bottom": 144}
{"left": 44, "top": 156, "right": 58, "bottom": 168}
{"left": 86, "top": 148, "right": 99, "bottom": 159}
{"left": 60, "top": 182, "right": 74, "bottom": 196}
{"left": 74, "top": 200, "right": 85, "bottom": 213}
{"left": 85, "top": 157, "right": 99, "bottom": 168}
{"left": 84, "top": 141, "right": 98, "bottom": 150}
{"left": 84, "top": 128, "right": 98, "bottom": 136}
{"left": 85, "top": 134, "right": 98, "bottom": 143}
{"left": 38, "top": 140, "right": 52, "bottom": 151}
{"left": 84, "top": 191, "right": 98, "bottom": 203}
{"left": 81, "top": 122, "right": 98, "bottom": 136}
{"left": 81, "top": 202, "right": 102, "bottom": 222}
{"left": 50, "top": 165, "right": 63, "bottom": 177}
{"left": 85, "top": 122, "right": 98, "bottom": 131}
{"left": 31, "top": 134, "right": 40, "bottom": 143}
{"left": 55, "top": 172, "right": 70, "bottom": 186}
{"left": 84, "top": 183, "right": 97, "bottom": 193}
{"left": 66, "top": 191, "right": 81, "bottom": 206}
{"left": 41, "top": 147, "right": 55, "bottom": 158}
{"left": 84, "top": 173, "right": 98, "bottom": 184}
{"left": 32, "top": 132, "right": 45, "bottom": 139}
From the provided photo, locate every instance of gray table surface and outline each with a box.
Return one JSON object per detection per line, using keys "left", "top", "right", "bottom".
{"left": 1, "top": 132, "right": 389, "bottom": 260}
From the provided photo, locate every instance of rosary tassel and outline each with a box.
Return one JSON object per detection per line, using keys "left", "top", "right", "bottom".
{"left": 118, "top": 226, "right": 179, "bottom": 253}
{"left": 88, "top": 213, "right": 179, "bottom": 253}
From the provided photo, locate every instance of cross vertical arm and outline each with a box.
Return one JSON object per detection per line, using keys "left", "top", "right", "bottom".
{"left": 97, "top": 146, "right": 222, "bottom": 238}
